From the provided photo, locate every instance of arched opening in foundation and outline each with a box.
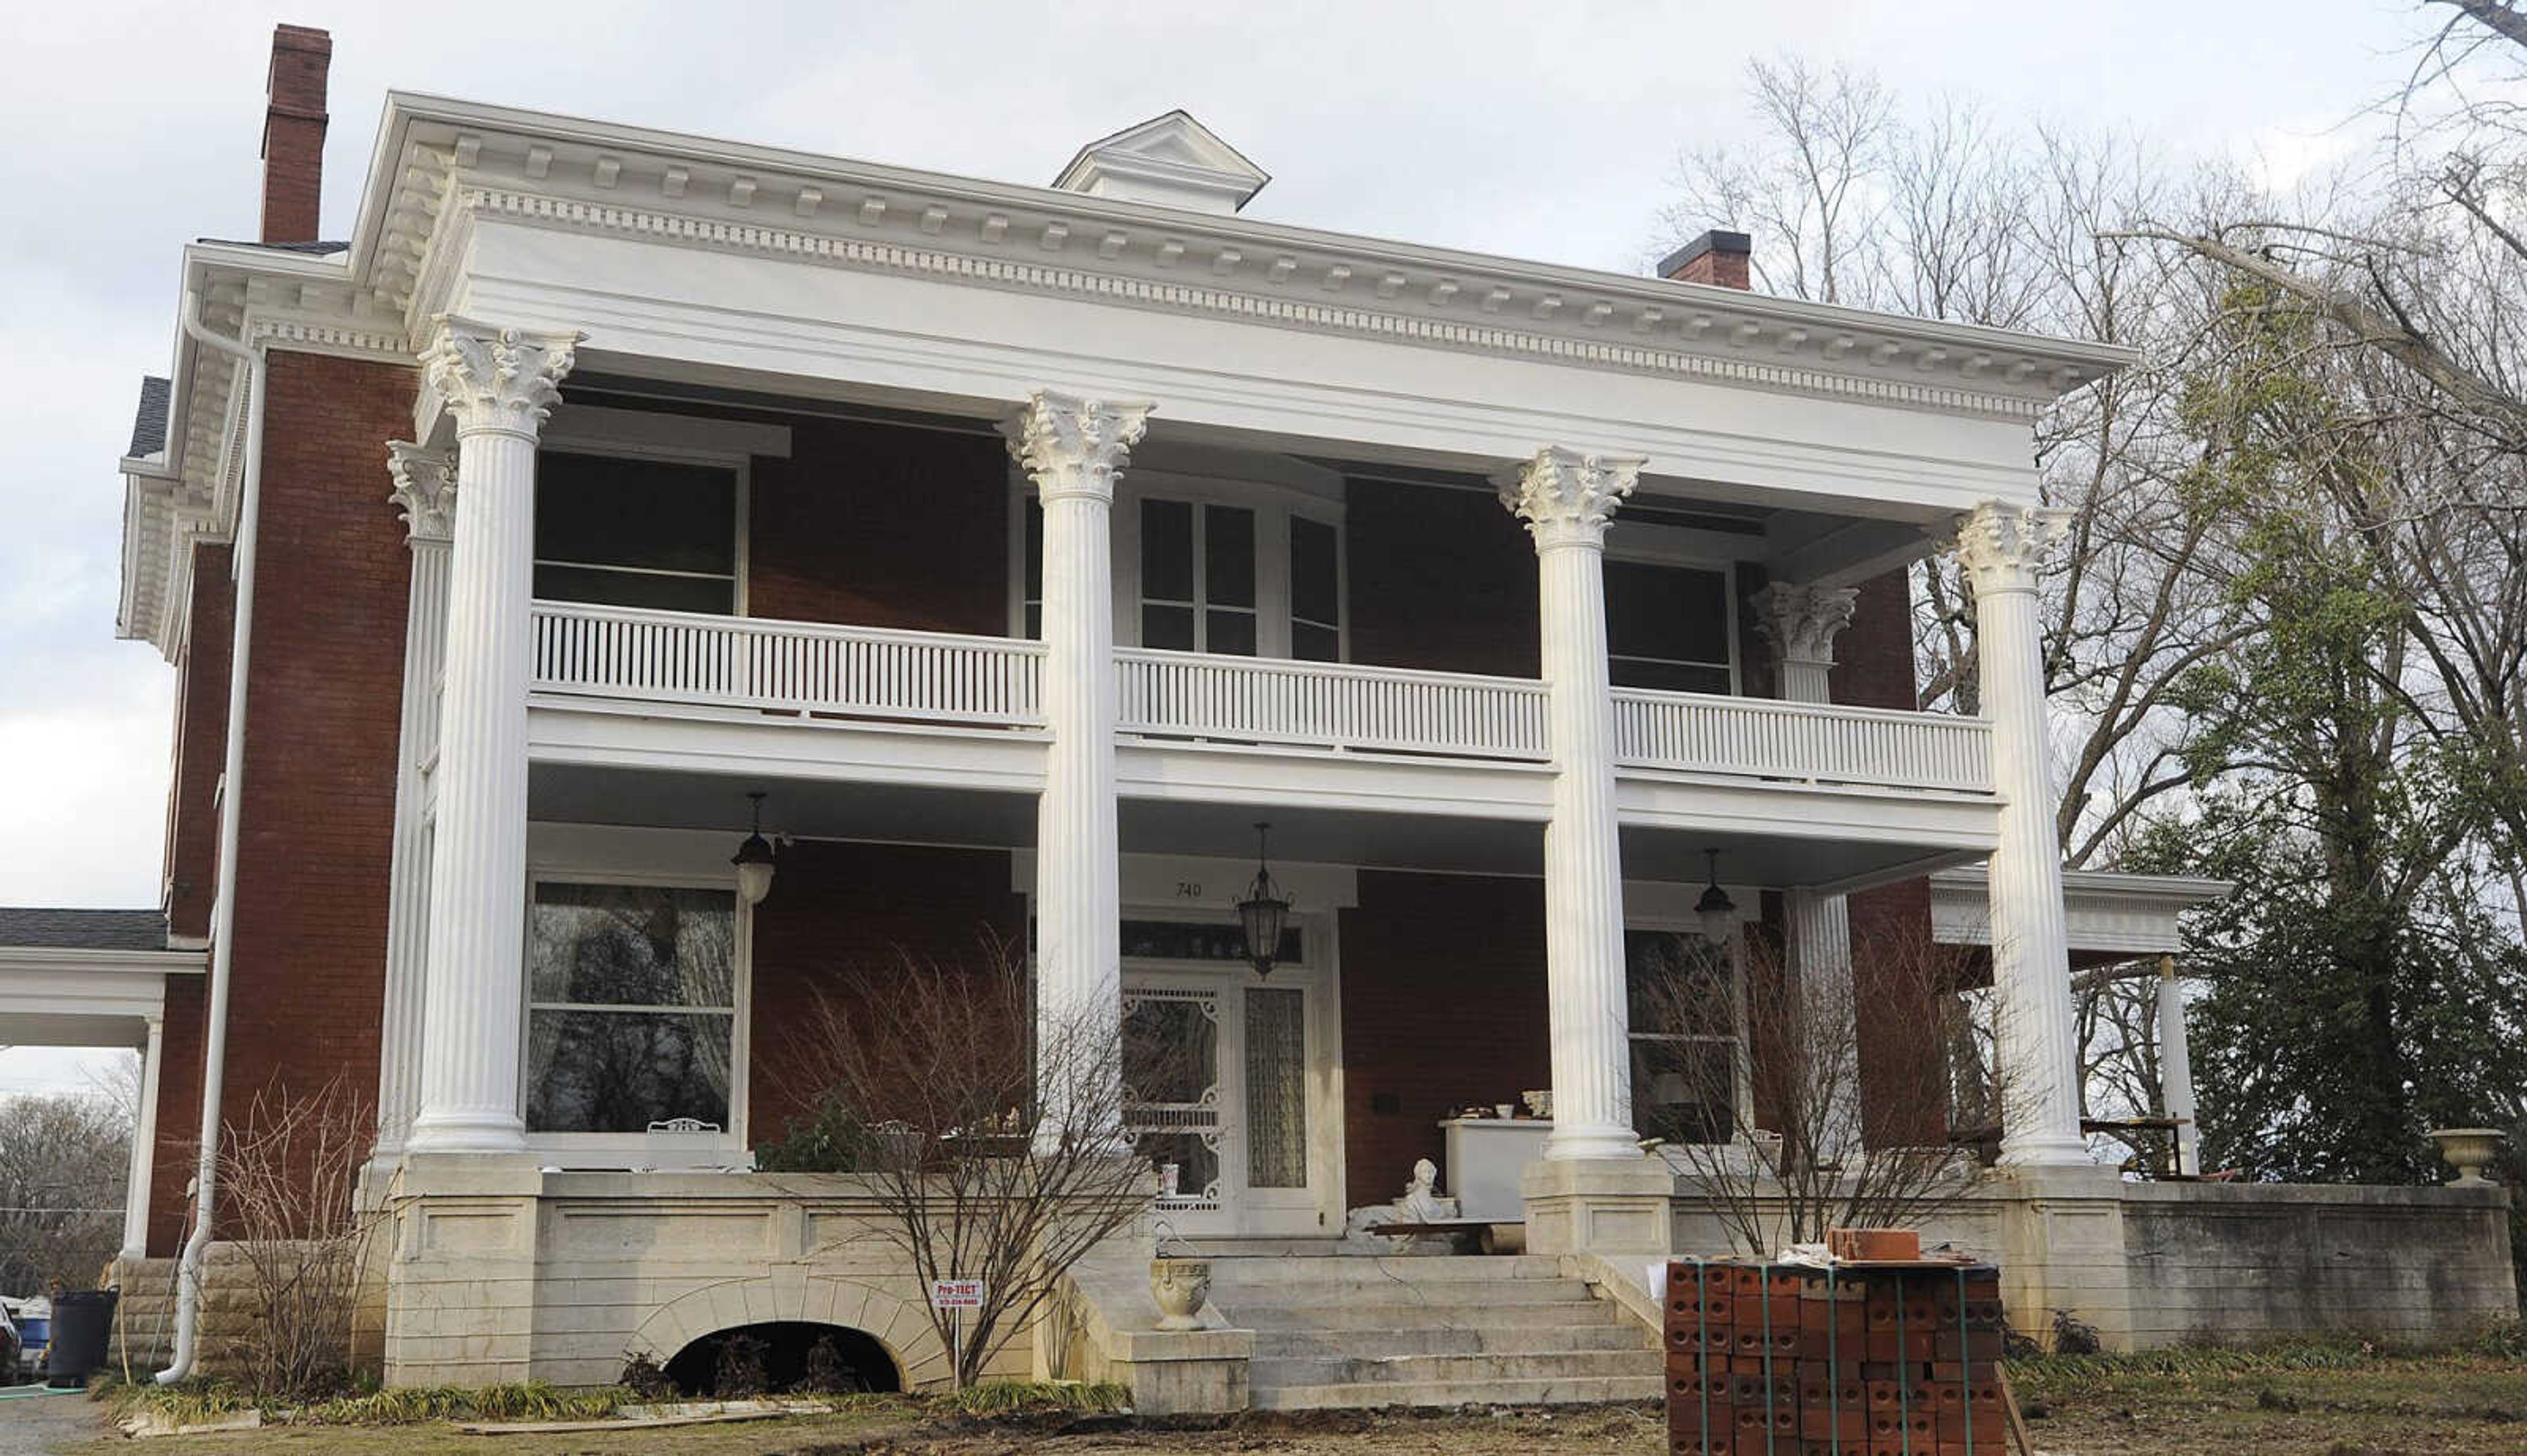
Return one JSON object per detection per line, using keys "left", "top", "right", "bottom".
{"left": 662, "top": 1320, "right": 902, "bottom": 1397}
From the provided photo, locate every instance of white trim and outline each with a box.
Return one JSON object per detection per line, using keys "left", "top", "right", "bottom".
{"left": 1928, "top": 865, "right": 2232, "bottom": 958}
{"left": 542, "top": 403, "right": 792, "bottom": 461}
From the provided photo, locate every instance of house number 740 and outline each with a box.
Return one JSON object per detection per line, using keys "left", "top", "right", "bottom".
{"left": 1176, "top": 882, "right": 1202, "bottom": 899}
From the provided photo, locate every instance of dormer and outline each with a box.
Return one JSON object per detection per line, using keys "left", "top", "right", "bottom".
{"left": 1052, "top": 110, "right": 1269, "bottom": 215}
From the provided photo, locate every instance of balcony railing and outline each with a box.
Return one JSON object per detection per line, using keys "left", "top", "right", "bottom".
{"left": 1115, "top": 647, "right": 1548, "bottom": 760}
{"left": 532, "top": 601, "right": 1043, "bottom": 727}
{"left": 1613, "top": 688, "right": 1991, "bottom": 794}
{"left": 529, "top": 603, "right": 1993, "bottom": 797}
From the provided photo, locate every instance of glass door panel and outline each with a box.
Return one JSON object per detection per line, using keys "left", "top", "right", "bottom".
{"left": 1122, "top": 986, "right": 1223, "bottom": 1215}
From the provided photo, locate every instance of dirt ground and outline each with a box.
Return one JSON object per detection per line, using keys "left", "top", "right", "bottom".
{"left": 22, "top": 1361, "right": 2527, "bottom": 1455}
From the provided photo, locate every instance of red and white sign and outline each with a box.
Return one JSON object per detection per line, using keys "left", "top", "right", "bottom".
{"left": 929, "top": 1278, "right": 986, "bottom": 1311}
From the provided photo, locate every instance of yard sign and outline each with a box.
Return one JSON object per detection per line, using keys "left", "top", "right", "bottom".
{"left": 930, "top": 1278, "right": 985, "bottom": 1392}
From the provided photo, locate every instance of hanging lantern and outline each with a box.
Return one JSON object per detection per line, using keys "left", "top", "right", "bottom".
{"left": 1695, "top": 847, "right": 1735, "bottom": 943}
{"left": 1236, "top": 822, "right": 1292, "bottom": 978}
{"left": 731, "top": 791, "right": 777, "bottom": 906}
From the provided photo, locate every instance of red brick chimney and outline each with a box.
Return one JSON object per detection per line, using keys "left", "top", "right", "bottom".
{"left": 260, "top": 24, "right": 332, "bottom": 243}
{"left": 1659, "top": 230, "right": 1752, "bottom": 291}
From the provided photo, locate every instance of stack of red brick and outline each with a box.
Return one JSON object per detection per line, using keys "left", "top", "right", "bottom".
{"left": 1664, "top": 1258, "right": 2005, "bottom": 1455}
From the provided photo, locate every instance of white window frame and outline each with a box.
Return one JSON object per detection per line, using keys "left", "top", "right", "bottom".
{"left": 519, "top": 827, "right": 754, "bottom": 1167}
{"left": 1006, "top": 466, "right": 1347, "bottom": 662}
{"left": 1602, "top": 526, "right": 1749, "bottom": 696}
{"left": 534, "top": 411, "right": 768, "bottom": 618}
{"left": 1622, "top": 916, "right": 1752, "bottom": 1146}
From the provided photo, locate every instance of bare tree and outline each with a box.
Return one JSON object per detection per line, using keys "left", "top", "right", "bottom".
{"left": 0, "top": 1092, "right": 130, "bottom": 1293}
{"left": 780, "top": 941, "right": 1157, "bottom": 1390}
{"left": 216, "top": 1079, "right": 386, "bottom": 1396}
{"left": 1648, "top": 928, "right": 1995, "bottom": 1255}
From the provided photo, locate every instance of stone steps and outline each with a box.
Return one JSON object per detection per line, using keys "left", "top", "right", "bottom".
{"left": 1209, "top": 1251, "right": 1660, "bottom": 1411}
{"left": 1251, "top": 1373, "right": 1665, "bottom": 1411}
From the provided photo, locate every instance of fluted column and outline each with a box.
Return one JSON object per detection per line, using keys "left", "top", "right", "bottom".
{"left": 1501, "top": 447, "right": 1643, "bottom": 1162}
{"left": 2156, "top": 955, "right": 2200, "bottom": 1176}
{"left": 372, "top": 441, "right": 457, "bottom": 1167}
{"left": 120, "top": 1015, "right": 163, "bottom": 1259}
{"left": 1005, "top": 390, "right": 1149, "bottom": 1147}
{"left": 1754, "top": 582, "right": 1862, "bottom": 1155}
{"left": 1952, "top": 501, "right": 2086, "bottom": 1167}
{"left": 407, "top": 318, "right": 579, "bottom": 1155}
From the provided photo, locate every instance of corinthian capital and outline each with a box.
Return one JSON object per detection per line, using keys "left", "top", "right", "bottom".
{"left": 1950, "top": 500, "right": 2071, "bottom": 595}
{"left": 386, "top": 441, "right": 457, "bottom": 543}
{"left": 422, "top": 315, "right": 582, "bottom": 439}
{"left": 1751, "top": 582, "right": 1859, "bottom": 666}
{"left": 1496, "top": 447, "right": 1642, "bottom": 549}
{"left": 1002, "top": 390, "right": 1154, "bottom": 503}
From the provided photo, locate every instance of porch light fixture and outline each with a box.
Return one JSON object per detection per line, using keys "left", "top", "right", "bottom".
{"left": 1237, "top": 822, "right": 1292, "bottom": 978}
{"left": 732, "top": 791, "right": 777, "bottom": 906}
{"left": 1695, "top": 848, "right": 1735, "bottom": 943}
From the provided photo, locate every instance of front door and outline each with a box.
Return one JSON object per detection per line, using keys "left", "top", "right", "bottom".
{"left": 1120, "top": 921, "right": 1329, "bottom": 1238}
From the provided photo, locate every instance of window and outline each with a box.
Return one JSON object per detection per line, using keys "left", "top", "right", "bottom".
{"left": 1021, "top": 496, "right": 1044, "bottom": 639}
{"left": 1140, "top": 499, "right": 1257, "bottom": 654}
{"left": 526, "top": 882, "right": 739, "bottom": 1134}
{"left": 1605, "top": 561, "right": 1734, "bottom": 693}
{"left": 1290, "top": 516, "right": 1342, "bottom": 662}
{"left": 1626, "top": 929, "right": 1741, "bottom": 1145}
{"left": 534, "top": 452, "right": 740, "bottom": 614}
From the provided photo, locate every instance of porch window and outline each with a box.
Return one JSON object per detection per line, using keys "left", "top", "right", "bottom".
{"left": 1290, "top": 516, "right": 1343, "bottom": 663}
{"left": 526, "top": 882, "right": 739, "bottom": 1134}
{"left": 1140, "top": 499, "right": 1258, "bottom": 654}
{"left": 533, "top": 451, "right": 740, "bottom": 615}
{"left": 1625, "top": 929, "right": 1741, "bottom": 1144}
{"left": 1605, "top": 561, "right": 1734, "bottom": 694}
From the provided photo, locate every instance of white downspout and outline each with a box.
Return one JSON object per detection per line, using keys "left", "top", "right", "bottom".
{"left": 159, "top": 291, "right": 265, "bottom": 1386}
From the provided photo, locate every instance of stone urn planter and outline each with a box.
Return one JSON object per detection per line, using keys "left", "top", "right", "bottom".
{"left": 1150, "top": 1257, "right": 1212, "bottom": 1330}
{"left": 2426, "top": 1127, "right": 2507, "bottom": 1184}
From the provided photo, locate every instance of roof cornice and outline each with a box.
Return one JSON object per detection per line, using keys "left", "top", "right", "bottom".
{"left": 350, "top": 93, "right": 2133, "bottom": 422}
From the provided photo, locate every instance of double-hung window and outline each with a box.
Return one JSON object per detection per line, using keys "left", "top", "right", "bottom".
{"left": 533, "top": 451, "right": 740, "bottom": 615}
{"left": 526, "top": 882, "right": 740, "bottom": 1136}
{"left": 1604, "top": 561, "right": 1735, "bottom": 694}
{"left": 1625, "top": 928, "right": 1743, "bottom": 1145}
{"left": 1140, "top": 499, "right": 1258, "bottom": 655}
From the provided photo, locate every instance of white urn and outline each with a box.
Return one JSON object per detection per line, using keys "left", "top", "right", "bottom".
{"left": 2426, "top": 1127, "right": 2507, "bottom": 1184}
{"left": 1150, "top": 1257, "right": 1212, "bottom": 1330}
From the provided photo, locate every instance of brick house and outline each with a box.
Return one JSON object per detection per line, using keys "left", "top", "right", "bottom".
{"left": 8, "top": 24, "right": 2510, "bottom": 1409}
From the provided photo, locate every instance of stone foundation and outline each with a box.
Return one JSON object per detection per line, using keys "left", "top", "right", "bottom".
{"left": 1664, "top": 1164, "right": 2516, "bottom": 1349}
{"left": 382, "top": 1159, "right": 1024, "bottom": 1389}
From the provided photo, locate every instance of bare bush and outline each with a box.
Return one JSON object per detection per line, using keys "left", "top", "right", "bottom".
{"left": 779, "top": 939, "right": 1157, "bottom": 1389}
{"left": 215, "top": 1078, "right": 384, "bottom": 1396}
{"left": 1647, "top": 924, "right": 1995, "bottom": 1254}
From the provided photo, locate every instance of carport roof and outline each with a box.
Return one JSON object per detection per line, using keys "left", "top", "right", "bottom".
{"left": 0, "top": 908, "right": 169, "bottom": 951}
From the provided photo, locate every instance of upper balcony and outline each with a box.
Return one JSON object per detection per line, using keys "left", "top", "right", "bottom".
{"left": 525, "top": 598, "right": 2001, "bottom": 888}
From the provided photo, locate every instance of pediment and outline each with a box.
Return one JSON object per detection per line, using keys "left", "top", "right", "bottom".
{"left": 1053, "top": 110, "right": 1269, "bottom": 215}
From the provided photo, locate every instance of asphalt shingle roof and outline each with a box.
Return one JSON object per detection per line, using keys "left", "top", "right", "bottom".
{"left": 128, "top": 376, "right": 171, "bottom": 459}
{"left": 0, "top": 909, "right": 169, "bottom": 951}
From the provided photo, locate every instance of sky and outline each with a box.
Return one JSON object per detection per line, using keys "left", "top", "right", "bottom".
{"left": 0, "top": 0, "right": 2451, "bottom": 1094}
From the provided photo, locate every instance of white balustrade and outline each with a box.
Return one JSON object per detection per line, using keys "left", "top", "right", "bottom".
{"left": 529, "top": 602, "right": 1993, "bottom": 795}
{"left": 531, "top": 600, "right": 1044, "bottom": 727}
{"left": 1114, "top": 647, "right": 1550, "bottom": 759}
{"left": 1612, "top": 688, "right": 1993, "bottom": 794}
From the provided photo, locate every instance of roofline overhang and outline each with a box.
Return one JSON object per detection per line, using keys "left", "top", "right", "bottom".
{"left": 346, "top": 90, "right": 2136, "bottom": 401}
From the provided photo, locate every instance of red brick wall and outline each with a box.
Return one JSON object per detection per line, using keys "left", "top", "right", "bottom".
{"left": 746, "top": 416, "right": 1009, "bottom": 633}
{"left": 745, "top": 842, "right": 1023, "bottom": 1143}
{"left": 165, "top": 546, "right": 233, "bottom": 941}
{"left": 146, "top": 978, "right": 206, "bottom": 1255}
{"left": 1346, "top": 478, "right": 1539, "bottom": 677}
{"left": 1339, "top": 870, "right": 1550, "bottom": 1202}
{"left": 216, "top": 350, "right": 413, "bottom": 1167}
{"left": 1831, "top": 568, "right": 1916, "bottom": 711}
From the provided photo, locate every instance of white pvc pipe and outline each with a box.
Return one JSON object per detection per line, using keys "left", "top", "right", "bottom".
{"left": 159, "top": 291, "right": 264, "bottom": 1386}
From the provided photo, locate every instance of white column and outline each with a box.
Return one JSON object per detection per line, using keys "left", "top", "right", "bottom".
{"left": 373, "top": 441, "right": 456, "bottom": 1167}
{"left": 2156, "top": 955, "right": 2200, "bottom": 1177}
{"left": 120, "top": 1016, "right": 164, "bottom": 1259}
{"left": 1501, "top": 447, "right": 1644, "bottom": 1162}
{"left": 1754, "top": 583, "right": 1862, "bottom": 1155}
{"left": 1953, "top": 501, "right": 2087, "bottom": 1167}
{"left": 407, "top": 318, "right": 579, "bottom": 1155}
{"left": 1004, "top": 390, "right": 1149, "bottom": 1147}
